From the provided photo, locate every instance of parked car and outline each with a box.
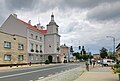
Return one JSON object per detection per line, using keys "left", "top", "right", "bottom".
{"left": 102, "top": 59, "right": 116, "bottom": 66}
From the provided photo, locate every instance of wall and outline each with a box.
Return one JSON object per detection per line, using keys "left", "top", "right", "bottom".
{"left": 0, "top": 31, "right": 27, "bottom": 64}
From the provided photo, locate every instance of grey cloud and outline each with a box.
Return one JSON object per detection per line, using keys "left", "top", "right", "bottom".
{"left": 5, "top": 0, "right": 37, "bottom": 11}
{"left": 60, "top": 0, "right": 116, "bottom": 9}
{"left": 87, "top": 1, "right": 120, "bottom": 21}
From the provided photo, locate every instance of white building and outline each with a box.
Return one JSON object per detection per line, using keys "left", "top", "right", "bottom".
{"left": 0, "top": 13, "right": 61, "bottom": 63}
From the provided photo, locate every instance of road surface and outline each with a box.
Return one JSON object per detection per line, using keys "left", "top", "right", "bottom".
{"left": 0, "top": 63, "right": 84, "bottom": 81}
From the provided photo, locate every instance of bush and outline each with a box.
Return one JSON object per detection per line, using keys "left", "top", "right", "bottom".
{"left": 114, "top": 64, "right": 120, "bottom": 68}
{"left": 114, "top": 68, "right": 120, "bottom": 73}
{"left": 45, "top": 60, "right": 50, "bottom": 64}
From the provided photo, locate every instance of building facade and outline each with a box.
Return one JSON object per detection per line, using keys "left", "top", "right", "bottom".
{"left": 0, "top": 31, "right": 27, "bottom": 64}
{"left": 0, "top": 13, "right": 61, "bottom": 64}
{"left": 60, "top": 44, "right": 69, "bottom": 63}
{"left": 116, "top": 43, "right": 120, "bottom": 61}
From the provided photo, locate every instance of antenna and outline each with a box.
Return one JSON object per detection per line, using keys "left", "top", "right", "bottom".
{"left": 38, "top": 17, "right": 41, "bottom": 26}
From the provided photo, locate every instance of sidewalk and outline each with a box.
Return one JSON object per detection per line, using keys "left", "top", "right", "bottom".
{"left": 75, "top": 65, "right": 119, "bottom": 81}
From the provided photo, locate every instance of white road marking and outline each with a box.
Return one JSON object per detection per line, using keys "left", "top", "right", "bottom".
{"left": 38, "top": 77, "right": 44, "bottom": 80}
{"left": 0, "top": 65, "right": 72, "bottom": 79}
{"left": 48, "top": 74, "right": 53, "bottom": 77}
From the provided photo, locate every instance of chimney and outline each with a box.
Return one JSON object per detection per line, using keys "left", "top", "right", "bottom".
{"left": 37, "top": 23, "right": 41, "bottom": 29}
{"left": 28, "top": 20, "right": 31, "bottom": 24}
{"left": 13, "top": 14, "right": 17, "bottom": 18}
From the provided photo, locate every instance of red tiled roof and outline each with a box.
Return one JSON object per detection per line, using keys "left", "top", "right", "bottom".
{"left": 19, "top": 19, "right": 47, "bottom": 34}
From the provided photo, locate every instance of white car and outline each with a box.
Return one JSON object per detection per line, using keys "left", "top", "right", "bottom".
{"left": 102, "top": 59, "right": 116, "bottom": 66}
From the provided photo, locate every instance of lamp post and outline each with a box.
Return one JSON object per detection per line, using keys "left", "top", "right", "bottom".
{"left": 106, "top": 36, "right": 115, "bottom": 56}
{"left": 40, "top": 50, "right": 43, "bottom": 65}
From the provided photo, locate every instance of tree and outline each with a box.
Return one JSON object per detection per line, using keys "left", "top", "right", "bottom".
{"left": 73, "top": 52, "right": 80, "bottom": 60}
{"left": 100, "top": 47, "right": 108, "bottom": 58}
{"left": 82, "top": 54, "right": 89, "bottom": 60}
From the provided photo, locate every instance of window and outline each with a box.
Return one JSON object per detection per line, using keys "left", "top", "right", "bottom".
{"left": 36, "top": 36, "right": 38, "bottom": 40}
{"left": 31, "top": 43, "right": 34, "bottom": 52}
{"left": 40, "top": 37, "right": 42, "bottom": 41}
{"left": 31, "top": 34, "right": 33, "bottom": 38}
{"left": 36, "top": 44, "right": 39, "bottom": 53}
{"left": 36, "top": 44, "right": 38, "bottom": 50}
{"left": 18, "top": 55, "right": 24, "bottom": 61}
{"left": 4, "top": 54, "right": 11, "bottom": 61}
{"left": 4, "top": 41, "right": 11, "bottom": 48}
{"left": 31, "top": 43, "right": 33, "bottom": 49}
{"left": 56, "top": 28, "right": 58, "bottom": 33}
{"left": 18, "top": 43, "right": 24, "bottom": 50}
{"left": 30, "top": 54, "right": 34, "bottom": 60}
{"left": 40, "top": 45, "right": 42, "bottom": 53}
{"left": 36, "top": 55, "right": 38, "bottom": 60}
{"left": 40, "top": 45, "right": 42, "bottom": 50}
{"left": 57, "top": 42, "right": 59, "bottom": 47}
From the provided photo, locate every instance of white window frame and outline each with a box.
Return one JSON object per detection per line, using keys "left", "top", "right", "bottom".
{"left": 4, "top": 54, "right": 11, "bottom": 61}
{"left": 40, "top": 45, "right": 42, "bottom": 50}
{"left": 18, "top": 43, "right": 24, "bottom": 50}
{"left": 30, "top": 55, "right": 34, "bottom": 60}
{"left": 4, "top": 41, "right": 11, "bottom": 48}
{"left": 36, "top": 55, "right": 38, "bottom": 60}
{"left": 18, "top": 55, "right": 24, "bottom": 61}
{"left": 31, "top": 43, "right": 34, "bottom": 49}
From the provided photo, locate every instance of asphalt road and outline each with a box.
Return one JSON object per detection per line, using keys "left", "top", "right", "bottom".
{"left": 0, "top": 63, "right": 83, "bottom": 81}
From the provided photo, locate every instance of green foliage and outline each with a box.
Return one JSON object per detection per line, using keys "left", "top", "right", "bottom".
{"left": 73, "top": 52, "right": 80, "bottom": 59}
{"left": 73, "top": 52, "right": 93, "bottom": 61}
{"left": 88, "top": 54, "right": 93, "bottom": 59}
{"left": 114, "top": 64, "right": 120, "bottom": 68}
{"left": 82, "top": 54, "right": 89, "bottom": 60}
{"left": 100, "top": 47, "right": 108, "bottom": 58}
{"left": 115, "top": 68, "right": 120, "bottom": 73}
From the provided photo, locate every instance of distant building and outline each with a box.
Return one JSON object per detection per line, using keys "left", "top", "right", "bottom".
{"left": 0, "top": 13, "right": 61, "bottom": 64}
{"left": 60, "top": 44, "right": 69, "bottom": 63}
{"left": 116, "top": 43, "right": 120, "bottom": 60}
{"left": 93, "top": 54, "right": 101, "bottom": 60}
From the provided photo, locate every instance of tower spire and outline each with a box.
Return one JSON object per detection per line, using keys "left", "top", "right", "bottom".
{"left": 51, "top": 12, "right": 54, "bottom": 22}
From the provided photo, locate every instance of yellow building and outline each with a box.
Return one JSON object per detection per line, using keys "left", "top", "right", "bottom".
{"left": 0, "top": 31, "right": 27, "bottom": 64}
{"left": 93, "top": 54, "right": 101, "bottom": 60}
{"left": 60, "top": 44, "right": 69, "bottom": 63}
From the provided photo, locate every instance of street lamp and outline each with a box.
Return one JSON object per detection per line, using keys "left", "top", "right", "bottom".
{"left": 106, "top": 36, "right": 115, "bottom": 56}
{"left": 40, "top": 50, "right": 43, "bottom": 65}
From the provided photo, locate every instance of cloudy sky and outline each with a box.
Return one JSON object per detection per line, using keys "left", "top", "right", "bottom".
{"left": 0, "top": 0, "right": 120, "bottom": 54}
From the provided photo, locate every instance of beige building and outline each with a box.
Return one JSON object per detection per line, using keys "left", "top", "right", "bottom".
{"left": 116, "top": 43, "right": 120, "bottom": 60}
{"left": 60, "top": 44, "right": 69, "bottom": 63}
{"left": 93, "top": 54, "right": 101, "bottom": 60}
{"left": 0, "top": 31, "right": 27, "bottom": 64}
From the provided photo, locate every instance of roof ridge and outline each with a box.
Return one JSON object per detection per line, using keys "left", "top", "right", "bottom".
{"left": 19, "top": 19, "right": 47, "bottom": 34}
